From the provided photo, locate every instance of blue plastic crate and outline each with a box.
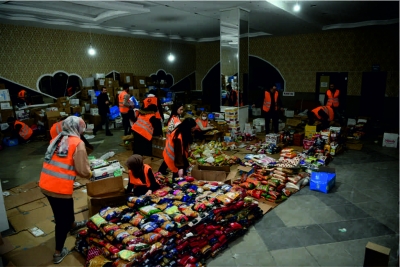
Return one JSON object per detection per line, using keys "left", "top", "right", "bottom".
{"left": 166, "top": 92, "right": 173, "bottom": 98}
{"left": 310, "top": 167, "right": 336, "bottom": 194}
{"left": 3, "top": 137, "right": 18, "bottom": 147}
{"left": 94, "top": 91, "right": 101, "bottom": 97}
{"left": 108, "top": 113, "right": 121, "bottom": 120}
{"left": 208, "top": 113, "right": 215, "bottom": 120}
{"left": 160, "top": 97, "right": 172, "bottom": 104}
{"left": 109, "top": 105, "right": 120, "bottom": 115}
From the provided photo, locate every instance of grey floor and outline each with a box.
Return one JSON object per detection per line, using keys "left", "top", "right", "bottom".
{"left": 0, "top": 128, "right": 398, "bottom": 267}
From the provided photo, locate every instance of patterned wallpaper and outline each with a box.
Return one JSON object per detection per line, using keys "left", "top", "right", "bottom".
{"left": 0, "top": 23, "right": 196, "bottom": 89}
{"left": 195, "top": 24, "right": 399, "bottom": 96}
{"left": 0, "top": 23, "right": 398, "bottom": 97}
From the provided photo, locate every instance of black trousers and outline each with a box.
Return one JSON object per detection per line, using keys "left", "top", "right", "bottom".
{"left": 158, "top": 160, "right": 168, "bottom": 174}
{"left": 46, "top": 195, "right": 75, "bottom": 251}
{"left": 264, "top": 111, "right": 279, "bottom": 134}
{"left": 121, "top": 113, "right": 130, "bottom": 135}
{"left": 94, "top": 113, "right": 110, "bottom": 133}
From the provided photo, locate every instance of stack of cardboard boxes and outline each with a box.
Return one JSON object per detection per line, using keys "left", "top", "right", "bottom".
{"left": 0, "top": 88, "right": 14, "bottom": 123}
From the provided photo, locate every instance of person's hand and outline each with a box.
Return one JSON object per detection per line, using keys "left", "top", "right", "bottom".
{"left": 145, "top": 190, "right": 152, "bottom": 196}
{"left": 178, "top": 169, "right": 184, "bottom": 178}
{"left": 105, "top": 101, "right": 109, "bottom": 105}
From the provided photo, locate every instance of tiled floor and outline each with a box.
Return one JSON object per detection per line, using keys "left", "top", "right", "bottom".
{"left": 1, "top": 128, "right": 398, "bottom": 266}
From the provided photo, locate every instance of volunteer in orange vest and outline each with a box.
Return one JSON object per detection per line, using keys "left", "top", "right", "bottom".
{"left": 119, "top": 83, "right": 132, "bottom": 135}
{"left": 38, "top": 116, "right": 91, "bottom": 264}
{"left": 226, "top": 84, "right": 238, "bottom": 106}
{"left": 163, "top": 118, "right": 196, "bottom": 180}
{"left": 50, "top": 119, "right": 94, "bottom": 153}
{"left": 125, "top": 154, "right": 160, "bottom": 196}
{"left": 324, "top": 83, "right": 340, "bottom": 119}
{"left": 17, "top": 89, "right": 28, "bottom": 105}
{"left": 193, "top": 111, "right": 214, "bottom": 141}
{"left": 131, "top": 104, "right": 162, "bottom": 156}
{"left": 158, "top": 102, "right": 184, "bottom": 175}
{"left": 308, "top": 105, "right": 334, "bottom": 130}
{"left": 142, "top": 89, "right": 164, "bottom": 123}
{"left": 7, "top": 117, "right": 34, "bottom": 144}
{"left": 259, "top": 84, "right": 283, "bottom": 134}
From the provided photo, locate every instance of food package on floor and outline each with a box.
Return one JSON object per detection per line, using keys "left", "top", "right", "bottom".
{"left": 92, "top": 162, "right": 122, "bottom": 180}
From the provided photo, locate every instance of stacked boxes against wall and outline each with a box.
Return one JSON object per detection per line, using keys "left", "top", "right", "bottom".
{"left": 224, "top": 108, "right": 240, "bottom": 135}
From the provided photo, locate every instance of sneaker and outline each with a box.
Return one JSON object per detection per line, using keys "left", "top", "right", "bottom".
{"left": 53, "top": 247, "right": 69, "bottom": 264}
{"left": 70, "top": 220, "right": 87, "bottom": 235}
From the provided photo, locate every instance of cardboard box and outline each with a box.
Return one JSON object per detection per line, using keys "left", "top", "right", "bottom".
{"left": 0, "top": 101, "right": 12, "bottom": 110}
{"left": 310, "top": 167, "right": 336, "bottom": 194}
{"left": 284, "top": 110, "right": 295, "bottom": 117}
{"left": 265, "top": 133, "right": 280, "bottom": 145}
{"left": 139, "top": 88, "right": 148, "bottom": 98}
{"left": 152, "top": 136, "right": 166, "bottom": 158}
{"left": 113, "top": 80, "right": 120, "bottom": 88}
{"left": 130, "top": 89, "right": 140, "bottom": 100}
{"left": 86, "top": 176, "right": 125, "bottom": 197}
{"left": 105, "top": 78, "right": 114, "bottom": 88}
{"left": 70, "top": 106, "right": 82, "bottom": 114}
{"left": 83, "top": 77, "right": 95, "bottom": 87}
{"left": 286, "top": 118, "right": 302, "bottom": 127}
{"left": 87, "top": 114, "right": 102, "bottom": 127}
{"left": 15, "top": 110, "right": 30, "bottom": 121}
{"left": 382, "top": 133, "right": 398, "bottom": 148}
{"left": 305, "top": 125, "right": 317, "bottom": 139}
{"left": 0, "top": 109, "right": 15, "bottom": 122}
{"left": 346, "top": 142, "right": 363, "bottom": 150}
{"left": 190, "top": 165, "right": 229, "bottom": 183}
{"left": 88, "top": 193, "right": 127, "bottom": 217}
{"left": 0, "top": 89, "right": 11, "bottom": 102}
{"left": 90, "top": 108, "right": 99, "bottom": 116}
{"left": 363, "top": 242, "right": 391, "bottom": 267}
{"left": 120, "top": 73, "right": 134, "bottom": 86}
{"left": 133, "top": 76, "right": 147, "bottom": 88}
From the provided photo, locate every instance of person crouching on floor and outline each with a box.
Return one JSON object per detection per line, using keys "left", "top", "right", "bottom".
{"left": 125, "top": 154, "right": 160, "bottom": 196}
{"left": 193, "top": 111, "right": 214, "bottom": 141}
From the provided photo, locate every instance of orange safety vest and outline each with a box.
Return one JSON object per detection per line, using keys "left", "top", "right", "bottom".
{"left": 263, "top": 91, "right": 278, "bottom": 112}
{"left": 143, "top": 97, "right": 161, "bottom": 119}
{"left": 118, "top": 91, "right": 130, "bottom": 113}
{"left": 38, "top": 136, "right": 81, "bottom": 195}
{"left": 131, "top": 113, "right": 154, "bottom": 141}
{"left": 326, "top": 89, "right": 340, "bottom": 108}
{"left": 312, "top": 106, "right": 334, "bottom": 121}
{"left": 166, "top": 115, "right": 181, "bottom": 139}
{"left": 14, "top": 120, "right": 33, "bottom": 140}
{"left": 195, "top": 118, "right": 208, "bottom": 131}
{"left": 128, "top": 164, "right": 152, "bottom": 187}
{"left": 18, "top": 90, "right": 26, "bottom": 101}
{"left": 50, "top": 121, "right": 63, "bottom": 139}
{"left": 163, "top": 131, "right": 186, "bottom": 173}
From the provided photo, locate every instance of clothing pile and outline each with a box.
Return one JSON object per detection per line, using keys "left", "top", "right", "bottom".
{"left": 75, "top": 178, "right": 263, "bottom": 267}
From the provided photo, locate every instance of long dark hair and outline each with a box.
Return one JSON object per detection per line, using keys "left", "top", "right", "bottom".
{"left": 172, "top": 118, "right": 196, "bottom": 151}
{"left": 167, "top": 102, "right": 183, "bottom": 125}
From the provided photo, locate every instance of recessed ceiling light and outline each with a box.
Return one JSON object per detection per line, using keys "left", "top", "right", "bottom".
{"left": 293, "top": 3, "right": 301, "bottom": 12}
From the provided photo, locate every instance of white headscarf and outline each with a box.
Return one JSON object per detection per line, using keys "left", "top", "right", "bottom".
{"left": 44, "top": 116, "right": 86, "bottom": 162}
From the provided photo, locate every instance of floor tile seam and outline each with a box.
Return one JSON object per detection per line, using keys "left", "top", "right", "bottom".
{"left": 303, "top": 246, "right": 323, "bottom": 267}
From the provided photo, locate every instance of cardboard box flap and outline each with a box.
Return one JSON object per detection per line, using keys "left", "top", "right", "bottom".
{"left": 46, "top": 110, "right": 60, "bottom": 118}
{"left": 4, "top": 187, "right": 45, "bottom": 210}
{"left": 237, "top": 166, "right": 253, "bottom": 172}
{"left": 86, "top": 176, "right": 125, "bottom": 197}
{"left": 198, "top": 165, "right": 231, "bottom": 173}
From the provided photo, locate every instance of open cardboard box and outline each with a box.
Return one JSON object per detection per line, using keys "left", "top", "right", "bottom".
{"left": 191, "top": 165, "right": 232, "bottom": 184}
{"left": 86, "top": 176, "right": 125, "bottom": 197}
{"left": 87, "top": 193, "right": 127, "bottom": 217}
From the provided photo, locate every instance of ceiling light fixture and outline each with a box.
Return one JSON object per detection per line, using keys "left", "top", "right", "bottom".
{"left": 87, "top": 10, "right": 96, "bottom": 56}
{"left": 293, "top": 2, "right": 301, "bottom": 12}
{"left": 167, "top": 30, "right": 175, "bottom": 62}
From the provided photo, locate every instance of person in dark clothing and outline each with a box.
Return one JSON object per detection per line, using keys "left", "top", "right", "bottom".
{"left": 131, "top": 104, "right": 162, "bottom": 156}
{"left": 253, "top": 84, "right": 284, "bottom": 134}
{"left": 125, "top": 154, "right": 160, "bottom": 196}
{"left": 93, "top": 87, "right": 112, "bottom": 136}
{"left": 226, "top": 84, "right": 238, "bottom": 106}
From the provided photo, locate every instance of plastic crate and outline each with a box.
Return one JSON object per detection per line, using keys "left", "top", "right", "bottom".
{"left": 3, "top": 137, "right": 18, "bottom": 147}
{"left": 95, "top": 91, "right": 101, "bottom": 97}
{"left": 109, "top": 105, "right": 120, "bottom": 115}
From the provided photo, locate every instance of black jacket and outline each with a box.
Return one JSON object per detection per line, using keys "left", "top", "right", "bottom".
{"left": 97, "top": 93, "right": 110, "bottom": 116}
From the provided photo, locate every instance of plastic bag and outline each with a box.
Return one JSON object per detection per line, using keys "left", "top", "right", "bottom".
{"left": 205, "top": 156, "right": 215, "bottom": 163}
{"left": 118, "top": 250, "right": 143, "bottom": 261}
{"left": 129, "top": 213, "right": 145, "bottom": 227}
{"left": 90, "top": 214, "right": 107, "bottom": 228}
{"left": 139, "top": 205, "right": 161, "bottom": 216}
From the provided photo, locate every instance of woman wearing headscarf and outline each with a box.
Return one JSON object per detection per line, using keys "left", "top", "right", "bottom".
{"left": 38, "top": 116, "right": 91, "bottom": 264}
{"left": 158, "top": 102, "right": 184, "bottom": 175}
{"left": 125, "top": 154, "right": 160, "bottom": 196}
{"left": 163, "top": 118, "right": 197, "bottom": 179}
{"left": 131, "top": 104, "right": 162, "bottom": 156}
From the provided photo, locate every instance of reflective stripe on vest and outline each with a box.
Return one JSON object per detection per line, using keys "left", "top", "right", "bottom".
{"left": 312, "top": 106, "right": 334, "bottom": 121}
{"left": 132, "top": 114, "right": 154, "bottom": 141}
{"left": 118, "top": 91, "right": 129, "bottom": 113}
{"left": 326, "top": 90, "right": 340, "bottom": 108}
{"left": 195, "top": 118, "right": 208, "bottom": 131}
{"left": 128, "top": 164, "right": 152, "bottom": 187}
{"left": 144, "top": 97, "right": 161, "bottom": 119}
{"left": 163, "top": 131, "right": 181, "bottom": 173}
{"left": 50, "top": 121, "right": 63, "bottom": 139}
{"left": 262, "top": 91, "right": 278, "bottom": 112}
{"left": 14, "top": 120, "right": 33, "bottom": 140}
{"left": 38, "top": 136, "right": 81, "bottom": 195}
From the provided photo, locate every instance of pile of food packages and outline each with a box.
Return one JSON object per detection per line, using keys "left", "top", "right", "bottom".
{"left": 188, "top": 141, "right": 241, "bottom": 167}
{"left": 75, "top": 177, "right": 264, "bottom": 267}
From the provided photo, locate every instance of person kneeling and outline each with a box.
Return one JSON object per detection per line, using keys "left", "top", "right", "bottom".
{"left": 125, "top": 154, "right": 160, "bottom": 196}
{"left": 193, "top": 112, "right": 214, "bottom": 141}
